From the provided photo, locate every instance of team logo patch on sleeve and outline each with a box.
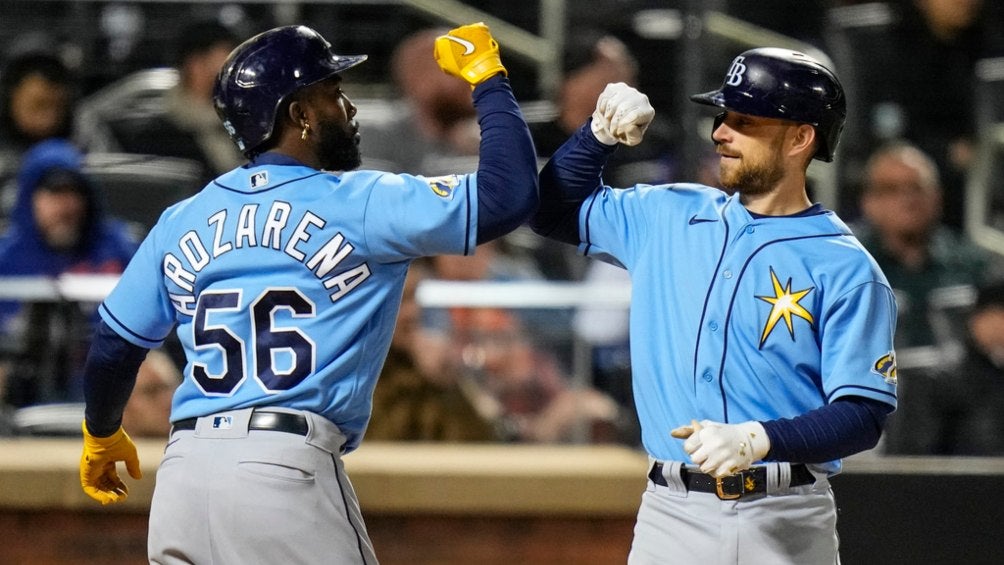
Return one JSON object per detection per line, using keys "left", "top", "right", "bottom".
{"left": 871, "top": 352, "right": 898, "bottom": 385}
{"left": 427, "top": 175, "right": 460, "bottom": 198}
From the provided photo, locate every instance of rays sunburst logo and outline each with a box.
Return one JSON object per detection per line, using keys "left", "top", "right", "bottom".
{"left": 756, "top": 267, "right": 815, "bottom": 347}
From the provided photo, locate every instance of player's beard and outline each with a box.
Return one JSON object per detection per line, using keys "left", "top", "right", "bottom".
{"left": 316, "top": 119, "right": 362, "bottom": 172}
{"left": 719, "top": 143, "right": 785, "bottom": 196}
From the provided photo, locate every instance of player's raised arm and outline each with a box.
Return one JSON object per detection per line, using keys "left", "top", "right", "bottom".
{"left": 530, "top": 83, "right": 654, "bottom": 245}
{"left": 435, "top": 22, "right": 539, "bottom": 244}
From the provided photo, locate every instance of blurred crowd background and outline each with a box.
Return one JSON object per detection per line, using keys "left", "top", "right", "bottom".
{"left": 1, "top": 0, "right": 1003, "bottom": 457}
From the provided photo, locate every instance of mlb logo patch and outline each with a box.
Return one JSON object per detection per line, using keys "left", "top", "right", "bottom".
{"left": 250, "top": 171, "right": 269, "bottom": 189}
{"left": 213, "top": 416, "right": 233, "bottom": 429}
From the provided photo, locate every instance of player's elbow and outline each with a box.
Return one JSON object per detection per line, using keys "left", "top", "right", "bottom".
{"left": 530, "top": 201, "right": 583, "bottom": 245}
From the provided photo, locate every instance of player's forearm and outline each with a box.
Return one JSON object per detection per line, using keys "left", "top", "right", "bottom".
{"left": 473, "top": 75, "right": 539, "bottom": 243}
{"left": 83, "top": 320, "right": 149, "bottom": 436}
{"left": 760, "top": 396, "right": 893, "bottom": 463}
{"left": 530, "top": 121, "right": 616, "bottom": 245}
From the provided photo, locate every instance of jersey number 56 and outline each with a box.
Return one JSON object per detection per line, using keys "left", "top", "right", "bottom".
{"left": 192, "top": 288, "right": 316, "bottom": 396}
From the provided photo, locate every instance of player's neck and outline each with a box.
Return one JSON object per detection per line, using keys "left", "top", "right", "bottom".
{"left": 273, "top": 144, "right": 321, "bottom": 170}
{"left": 740, "top": 184, "right": 812, "bottom": 216}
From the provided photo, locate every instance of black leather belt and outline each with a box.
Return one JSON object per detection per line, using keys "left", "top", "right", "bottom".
{"left": 172, "top": 410, "right": 309, "bottom": 436}
{"left": 649, "top": 461, "right": 815, "bottom": 500}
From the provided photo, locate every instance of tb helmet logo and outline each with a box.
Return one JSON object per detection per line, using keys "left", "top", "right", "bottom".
{"left": 756, "top": 267, "right": 815, "bottom": 348}
{"left": 725, "top": 56, "right": 747, "bottom": 86}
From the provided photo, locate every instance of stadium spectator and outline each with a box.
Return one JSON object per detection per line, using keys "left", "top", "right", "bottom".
{"left": 0, "top": 46, "right": 78, "bottom": 221}
{"left": 853, "top": 141, "right": 991, "bottom": 348}
{"left": 0, "top": 47, "right": 76, "bottom": 157}
{"left": 449, "top": 305, "right": 628, "bottom": 443}
{"left": 884, "top": 279, "right": 1004, "bottom": 456}
{"left": 361, "top": 27, "right": 480, "bottom": 174}
{"left": 159, "top": 20, "right": 244, "bottom": 177}
{"left": 83, "top": 20, "right": 242, "bottom": 184}
{"left": 0, "top": 139, "right": 138, "bottom": 407}
{"left": 367, "top": 259, "right": 498, "bottom": 442}
{"left": 837, "top": 0, "right": 1004, "bottom": 229}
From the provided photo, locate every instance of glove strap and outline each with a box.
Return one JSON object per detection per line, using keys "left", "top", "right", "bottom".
{"left": 461, "top": 53, "right": 507, "bottom": 85}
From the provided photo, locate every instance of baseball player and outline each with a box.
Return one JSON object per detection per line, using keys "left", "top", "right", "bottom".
{"left": 530, "top": 49, "right": 899, "bottom": 564}
{"left": 77, "top": 23, "right": 536, "bottom": 564}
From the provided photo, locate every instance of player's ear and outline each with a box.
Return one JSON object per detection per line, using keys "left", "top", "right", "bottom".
{"left": 286, "top": 98, "right": 307, "bottom": 127}
{"left": 788, "top": 124, "right": 816, "bottom": 161}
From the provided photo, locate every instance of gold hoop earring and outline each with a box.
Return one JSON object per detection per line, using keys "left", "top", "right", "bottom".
{"left": 301, "top": 122, "right": 311, "bottom": 140}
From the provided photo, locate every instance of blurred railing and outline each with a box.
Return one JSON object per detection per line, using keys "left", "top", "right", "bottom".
{"left": 0, "top": 274, "right": 631, "bottom": 443}
{"left": 0, "top": 274, "right": 119, "bottom": 303}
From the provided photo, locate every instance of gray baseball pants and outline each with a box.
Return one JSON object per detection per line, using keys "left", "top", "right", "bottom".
{"left": 629, "top": 460, "right": 840, "bottom": 565}
{"left": 148, "top": 407, "right": 378, "bottom": 564}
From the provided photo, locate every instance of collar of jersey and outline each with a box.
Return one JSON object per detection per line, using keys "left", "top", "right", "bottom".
{"left": 724, "top": 195, "right": 849, "bottom": 236}
{"left": 747, "top": 202, "right": 824, "bottom": 219}
{"left": 214, "top": 151, "right": 325, "bottom": 194}
{"left": 247, "top": 151, "right": 307, "bottom": 168}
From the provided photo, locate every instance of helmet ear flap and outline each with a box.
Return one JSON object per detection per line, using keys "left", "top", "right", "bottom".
{"left": 712, "top": 112, "right": 726, "bottom": 142}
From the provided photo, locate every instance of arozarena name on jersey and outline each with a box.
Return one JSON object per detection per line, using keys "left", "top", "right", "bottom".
{"left": 163, "top": 201, "right": 369, "bottom": 315}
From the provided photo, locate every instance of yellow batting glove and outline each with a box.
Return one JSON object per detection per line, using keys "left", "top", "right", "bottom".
{"left": 434, "top": 22, "right": 507, "bottom": 87}
{"left": 80, "top": 421, "right": 143, "bottom": 505}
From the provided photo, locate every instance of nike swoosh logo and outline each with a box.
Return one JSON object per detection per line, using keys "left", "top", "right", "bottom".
{"left": 689, "top": 215, "right": 719, "bottom": 225}
{"left": 444, "top": 35, "right": 475, "bottom": 55}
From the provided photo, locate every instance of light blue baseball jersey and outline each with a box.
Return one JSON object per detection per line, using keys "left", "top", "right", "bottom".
{"left": 579, "top": 182, "right": 898, "bottom": 473}
{"left": 99, "top": 160, "right": 477, "bottom": 452}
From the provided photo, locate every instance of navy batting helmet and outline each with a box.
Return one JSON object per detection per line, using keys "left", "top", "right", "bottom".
{"left": 690, "top": 47, "right": 846, "bottom": 162}
{"left": 213, "top": 25, "right": 367, "bottom": 156}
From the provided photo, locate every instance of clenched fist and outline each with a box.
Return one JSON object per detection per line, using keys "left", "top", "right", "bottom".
{"left": 591, "top": 82, "right": 655, "bottom": 146}
{"left": 434, "top": 22, "right": 507, "bottom": 87}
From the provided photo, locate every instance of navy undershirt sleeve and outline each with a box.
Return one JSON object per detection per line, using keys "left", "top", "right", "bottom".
{"left": 473, "top": 75, "right": 539, "bottom": 243}
{"left": 761, "top": 396, "right": 893, "bottom": 463}
{"left": 530, "top": 121, "right": 617, "bottom": 245}
{"left": 83, "top": 320, "right": 150, "bottom": 437}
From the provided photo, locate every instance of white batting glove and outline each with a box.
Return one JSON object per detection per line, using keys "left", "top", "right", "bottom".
{"left": 590, "top": 82, "right": 654, "bottom": 147}
{"left": 672, "top": 419, "right": 770, "bottom": 479}
{"left": 590, "top": 114, "right": 619, "bottom": 146}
